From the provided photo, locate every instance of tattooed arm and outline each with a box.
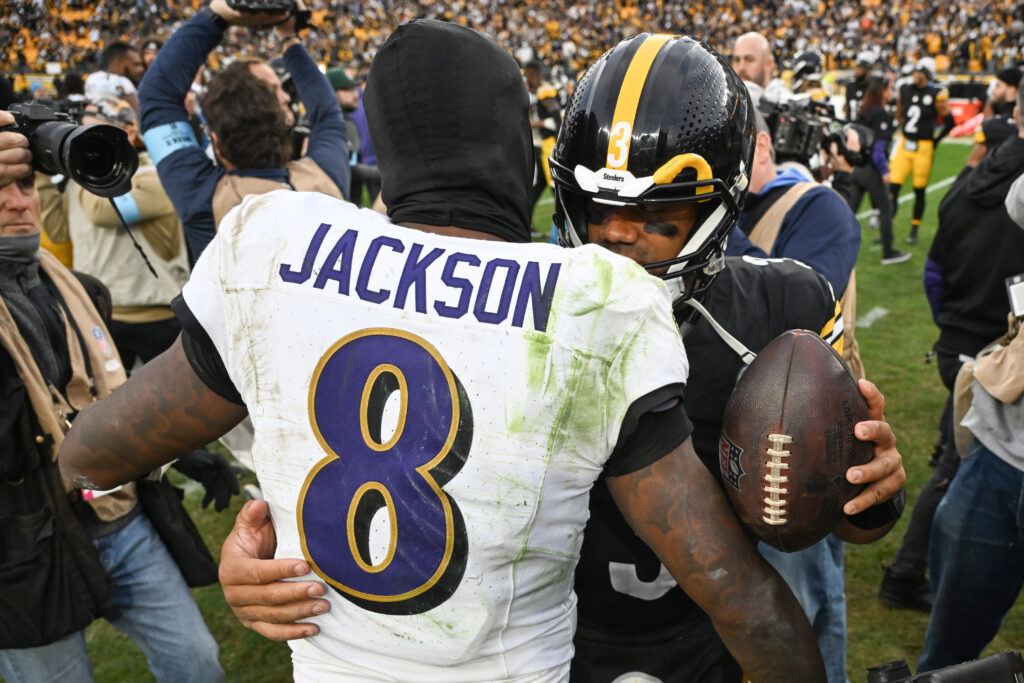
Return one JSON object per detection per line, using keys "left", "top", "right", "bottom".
{"left": 606, "top": 438, "right": 827, "bottom": 683}
{"left": 59, "top": 335, "right": 247, "bottom": 490}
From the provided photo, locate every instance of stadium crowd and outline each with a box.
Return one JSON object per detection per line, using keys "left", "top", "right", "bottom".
{"left": 3, "top": 0, "right": 1023, "bottom": 80}
{"left": 1, "top": 0, "right": 1023, "bottom": 681}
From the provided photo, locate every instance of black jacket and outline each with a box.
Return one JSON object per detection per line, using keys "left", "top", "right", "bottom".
{"left": 926, "top": 136, "right": 1024, "bottom": 354}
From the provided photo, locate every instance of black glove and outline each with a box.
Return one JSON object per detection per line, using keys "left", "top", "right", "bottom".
{"left": 171, "top": 449, "right": 240, "bottom": 512}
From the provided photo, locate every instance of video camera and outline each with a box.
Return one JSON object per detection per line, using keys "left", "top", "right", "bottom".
{"left": 4, "top": 102, "right": 137, "bottom": 197}
{"left": 758, "top": 95, "right": 871, "bottom": 168}
{"left": 867, "top": 651, "right": 1024, "bottom": 682}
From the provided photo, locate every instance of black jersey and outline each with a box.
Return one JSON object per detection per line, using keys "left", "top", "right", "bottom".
{"left": 845, "top": 77, "right": 870, "bottom": 119}
{"left": 898, "top": 83, "right": 949, "bottom": 141}
{"left": 858, "top": 104, "right": 895, "bottom": 155}
{"left": 571, "top": 256, "right": 842, "bottom": 682}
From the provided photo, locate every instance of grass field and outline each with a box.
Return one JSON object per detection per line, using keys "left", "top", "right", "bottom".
{"left": 79, "top": 140, "right": 1024, "bottom": 682}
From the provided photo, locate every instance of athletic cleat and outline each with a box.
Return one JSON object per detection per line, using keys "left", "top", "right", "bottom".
{"left": 882, "top": 251, "right": 911, "bottom": 265}
{"left": 907, "top": 227, "right": 919, "bottom": 245}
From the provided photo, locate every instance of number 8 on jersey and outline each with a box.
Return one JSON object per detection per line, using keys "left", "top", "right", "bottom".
{"left": 298, "top": 329, "right": 473, "bottom": 615}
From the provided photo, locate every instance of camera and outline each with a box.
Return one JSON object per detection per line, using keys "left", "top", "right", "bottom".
{"left": 822, "top": 123, "right": 873, "bottom": 168}
{"left": 225, "top": 0, "right": 310, "bottom": 29}
{"left": 758, "top": 94, "right": 835, "bottom": 166}
{"left": 4, "top": 102, "right": 137, "bottom": 198}
{"left": 867, "top": 651, "right": 1024, "bottom": 682}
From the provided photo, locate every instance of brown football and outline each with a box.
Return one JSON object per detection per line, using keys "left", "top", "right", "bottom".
{"left": 719, "top": 329, "right": 873, "bottom": 552}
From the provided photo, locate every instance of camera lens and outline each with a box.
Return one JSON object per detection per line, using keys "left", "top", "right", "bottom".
{"left": 63, "top": 124, "right": 138, "bottom": 197}
{"left": 76, "top": 141, "right": 115, "bottom": 178}
{"left": 25, "top": 120, "right": 138, "bottom": 197}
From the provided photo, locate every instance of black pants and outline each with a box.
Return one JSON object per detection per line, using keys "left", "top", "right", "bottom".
{"left": 846, "top": 165, "right": 896, "bottom": 255}
{"left": 888, "top": 348, "right": 965, "bottom": 577}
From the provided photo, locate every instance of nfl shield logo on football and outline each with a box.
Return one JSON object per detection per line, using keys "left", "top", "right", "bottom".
{"left": 719, "top": 433, "right": 745, "bottom": 490}
{"left": 92, "top": 326, "right": 113, "bottom": 358}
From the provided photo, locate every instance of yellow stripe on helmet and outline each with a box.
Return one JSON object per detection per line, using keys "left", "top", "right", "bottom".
{"left": 606, "top": 34, "right": 673, "bottom": 171}
{"left": 652, "top": 153, "right": 714, "bottom": 195}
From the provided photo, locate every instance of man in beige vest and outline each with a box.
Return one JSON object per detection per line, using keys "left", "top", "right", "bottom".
{"left": 0, "top": 117, "right": 223, "bottom": 681}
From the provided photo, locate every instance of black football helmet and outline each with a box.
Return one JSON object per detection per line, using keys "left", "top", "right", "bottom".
{"left": 550, "top": 34, "right": 755, "bottom": 302}
{"left": 790, "top": 51, "right": 823, "bottom": 92}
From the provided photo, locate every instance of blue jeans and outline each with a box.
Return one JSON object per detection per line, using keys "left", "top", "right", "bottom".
{"left": 918, "top": 441, "right": 1024, "bottom": 672}
{"left": 0, "top": 513, "right": 224, "bottom": 682}
{"left": 760, "top": 534, "right": 848, "bottom": 683}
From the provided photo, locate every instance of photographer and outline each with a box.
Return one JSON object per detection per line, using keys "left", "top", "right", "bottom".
{"left": 0, "top": 110, "right": 223, "bottom": 682}
{"left": 879, "top": 86, "right": 1024, "bottom": 619}
{"left": 138, "top": 0, "right": 348, "bottom": 263}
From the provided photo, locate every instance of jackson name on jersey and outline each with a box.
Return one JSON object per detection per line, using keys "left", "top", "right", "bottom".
{"left": 181, "top": 190, "right": 689, "bottom": 681}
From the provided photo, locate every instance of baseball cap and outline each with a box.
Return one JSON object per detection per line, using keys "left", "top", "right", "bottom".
{"left": 855, "top": 51, "right": 876, "bottom": 68}
{"left": 84, "top": 96, "right": 138, "bottom": 127}
{"left": 996, "top": 67, "right": 1022, "bottom": 89}
{"left": 326, "top": 67, "right": 358, "bottom": 91}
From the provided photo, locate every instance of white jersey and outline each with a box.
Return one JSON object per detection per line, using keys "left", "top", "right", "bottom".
{"left": 183, "top": 191, "right": 689, "bottom": 681}
{"left": 84, "top": 71, "right": 136, "bottom": 102}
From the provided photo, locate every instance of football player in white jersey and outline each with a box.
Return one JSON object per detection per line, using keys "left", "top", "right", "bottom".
{"left": 60, "top": 22, "right": 831, "bottom": 682}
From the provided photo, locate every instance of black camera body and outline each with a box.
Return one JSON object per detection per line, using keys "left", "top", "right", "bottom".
{"left": 867, "top": 651, "right": 1024, "bottom": 682}
{"left": 758, "top": 94, "right": 875, "bottom": 169}
{"left": 4, "top": 102, "right": 137, "bottom": 198}
{"left": 758, "top": 94, "right": 835, "bottom": 166}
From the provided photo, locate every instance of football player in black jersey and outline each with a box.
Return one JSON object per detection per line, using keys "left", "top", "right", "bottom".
{"left": 845, "top": 51, "right": 876, "bottom": 120}
{"left": 550, "top": 35, "right": 906, "bottom": 682}
{"left": 889, "top": 57, "right": 954, "bottom": 244}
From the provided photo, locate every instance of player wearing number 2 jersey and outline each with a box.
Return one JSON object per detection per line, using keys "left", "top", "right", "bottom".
{"left": 889, "top": 57, "right": 953, "bottom": 245}
{"left": 59, "top": 21, "right": 827, "bottom": 682}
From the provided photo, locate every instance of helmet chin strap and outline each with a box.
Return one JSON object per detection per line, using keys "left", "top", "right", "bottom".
{"left": 680, "top": 297, "right": 757, "bottom": 365}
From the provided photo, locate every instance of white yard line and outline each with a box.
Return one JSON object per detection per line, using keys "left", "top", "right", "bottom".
{"left": 856, "top": 175, "right": 956, "bottom": 219}
{"left": 857, "top": 306, "right": 890, "bottom": 328}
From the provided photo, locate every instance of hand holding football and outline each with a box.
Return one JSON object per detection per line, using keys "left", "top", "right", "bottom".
{"left": 719, "top": 329, "right": 872, "bottom": 552}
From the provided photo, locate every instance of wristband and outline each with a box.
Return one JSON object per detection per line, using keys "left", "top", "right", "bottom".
{"left": 846, "top": 487, "right": 906, "bottom": 530}
{"left": 198, "top": 6, "right": 229, "bottom": 31}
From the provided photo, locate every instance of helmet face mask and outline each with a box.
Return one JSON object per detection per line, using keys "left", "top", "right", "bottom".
{"left": 551, "top": 34, "right": 755, "bottom": 303}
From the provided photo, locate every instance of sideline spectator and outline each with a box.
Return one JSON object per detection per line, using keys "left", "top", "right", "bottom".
{"left": 84, "top": 42, "right": 144, "bottom": 110}
{"left": 347, "top": 81, "right": 380, "bottom": 205}
{"left": 848, "top": 78, "right": 911, "bottom": 265}
{"left": 880, "top": 88, "right": 1024, "bottom": 614}
{"left": 965, "top": 67, "right": 1020, "bottom": 167}
{"left": 138, "top": 0, "right": 348, "bottom": 263}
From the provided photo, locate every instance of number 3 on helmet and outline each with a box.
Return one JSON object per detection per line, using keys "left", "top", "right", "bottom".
{"left": 550, "top": 34, "right": 756, "bottom": 301}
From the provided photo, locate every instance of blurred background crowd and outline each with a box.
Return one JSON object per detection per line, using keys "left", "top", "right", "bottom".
{"left": 3, "top": 0, "right": 1023, "bottom": 87}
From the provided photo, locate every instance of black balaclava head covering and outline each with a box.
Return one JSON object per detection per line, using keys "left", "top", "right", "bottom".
{"left": 364, "top": 20, "right": 534, "bottom": 243}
